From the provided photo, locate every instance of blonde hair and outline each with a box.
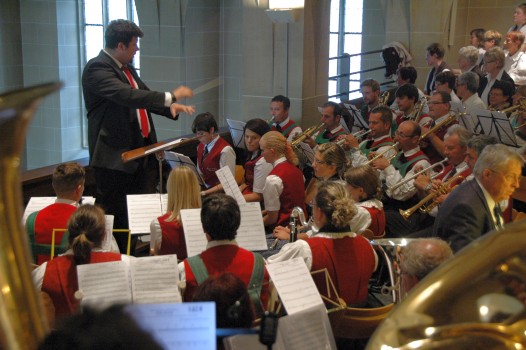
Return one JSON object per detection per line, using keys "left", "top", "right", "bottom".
{"left": 315, "top": 181, "right": 357, "bottom": 231}
{"left": 345, "top": 165, "right": 381, "bottom": 200}
{"left": 260, "top": 131, "right": 298, "bottom": 166}
{"left": 68, "top": 204, "right": 106, "bottom": 265}
{"left": 316, "top": 142, "right": 348, "bottom": 178}
{"left": 165, "top": 166, "right": 202, "bottom": 222}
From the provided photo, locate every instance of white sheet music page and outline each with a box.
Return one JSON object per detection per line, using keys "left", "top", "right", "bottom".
{"left": 145, "top": 138, "right": 187, "bottom": 155}
{"left": 237, "top": 202, "right": 267, "bottom": 251}
{"left": 101, "top": 215, "right": 119, "bottom": 252}
{"left": 77, "top": 260, "right": 132, "bottom": 310}
{"left": 125, "top": 302, "right": 216, "bottom": 350}
{"left": 216, "top": 166, "right": 246, "bottom": 205}
{"left": 180, "top": 208, "right": 207, "bottom": 258}
{"left": 126, "top": 194, "right": 167, "bottom": 234}
{"left": 22, "top": 196, "right": 95, "bottom": 224}
{"left": 266, "top": 257, "right": 324, "bottom": 315}
{"left": 130, "top": 255, "right": 182, "bottom": 304}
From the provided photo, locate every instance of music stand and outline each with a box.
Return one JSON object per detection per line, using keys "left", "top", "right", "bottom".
{"left": 343, "top": 103, "right": 369, "bottom": 133}
{"left": 164, "top": 151, "right": 206, "bottom": 187}
{"left": 477, "top": 110, "right": 519, "bottom": 147}
{"left": 457, "top": 109, "right": 480, "bottom": 135}
{"left": 227, "top": 119, "right": 246, "bottom": 149}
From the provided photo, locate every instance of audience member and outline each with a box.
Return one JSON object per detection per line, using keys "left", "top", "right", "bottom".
{"left": 424, "top": 43, "right": 451, "bottom": 95}
{"left": 504, "top": 31, "right": 526, "bottom": 85}
{"left": 457, "top": 46, "right": 484, "bottom": 79}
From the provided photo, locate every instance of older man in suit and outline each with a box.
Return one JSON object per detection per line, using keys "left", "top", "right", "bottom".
{"left": 434, "top": 144, "right": 523, "bottom": 252}
{"left": 82, "top": 19, "right": 194, "bottom": 230}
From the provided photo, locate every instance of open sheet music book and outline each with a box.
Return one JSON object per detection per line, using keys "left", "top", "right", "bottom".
{"left": 144, "top": 137, "right": 192, "bottom": 155}
{"left": 164, "top": 151, "right": 206, "bottom": 186}
{"left": 22, "top": 196, "right": 95, "bottom": 224}
{"left": 216, "top": 166, "right": 246, "bottom": 205}
{"left": 265, "top": 257, "right": 325, "bottom": 315}
{"left": 227, "top": 119, "right": 246, "bottom": 149}
{"left": 77, "top": 255, "right": 181, "bottom": 310}
{"left": 180, "top": 202, "right": 267, "bottom": 257}
{"left": 477, "top": 109, "right": 519, "bottom": 147}
{"left": 125, "top": 302, "right": 216, "bottom": 350}
{"left": 126, "top": 194, "right": 168, "bottom": 234}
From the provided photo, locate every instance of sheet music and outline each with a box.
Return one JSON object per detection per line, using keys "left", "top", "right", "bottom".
{"left": 277, "top": 305, "right": 337, "bottom": 350}
{"left": 164, "top": 151, "right": 205, "bottom": 186}
{"left": 77, "top": 260, "right": 132, "bottom": 310}
{"left": 216, "top": 166, "right": 246, "bottom": 205}
{"left": 22, "top": 196, "right": 95, "bottom": 224}
{"left": 102, "top": 215, "right": 120, "bottom": 252}
{"left": 125, "top": 302, "right": 216, "bottom": 350}
{"left": 477, "top": 110, "right": 519, "bottom": 147}
{"left": 145, "top": 138, "right": 189, "bottom": 155}
{"left": 180, "top": 208, "right": 207, "bottom": 258}
{"left": 126, "top": 194, "right": 167, "bottom": 234}
{"left": 266, "top": 258, "right": 324, "bottom": 315}
{"left": 130, "top": 255, "right": 182, "bottom": 304}
{"left": 227, "top": 118, "right": 246, "bottom": 149}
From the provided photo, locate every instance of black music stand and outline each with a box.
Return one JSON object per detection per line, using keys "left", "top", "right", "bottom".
{"left": 477, "top": 110, "right": 519, "bottom": 147}
{"left": 164, "top": 151, "right": 206, "bottom": 187}
{"left": 227, "top": 118, "right": 246, "bottom": 149}
{"left": 342, "top": 103, "right": 369, "bottom": 133}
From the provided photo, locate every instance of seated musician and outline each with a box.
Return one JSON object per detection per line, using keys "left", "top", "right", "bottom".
{"left": 390, "top": 66, "right": 429, "bottom": 114}
{"left": 345, "top": 165, "right": 386, "bottom": 238}
{"left": 434, "top": 71, "right": 463, "bottom": 112}
{"left": 268, "top": 94, "right": 302, "bottom": 142}
{"left": 149, "top": 166, "right": 201, "bottom": 257}
{"left": 345, "top": 105, "right": 394, "bottom": 167}
{"left": 32, "top": 205, "right": 133, "bottom": 319}
{"left": 268, "top": 181, "right": 377, "bottom": 307}
{"left": 239, "top": 118, "right": 273, "bottom": 203}
{"left": 260, "top": 131, "right": 306, "bottom": 229}
{"left": 192, "top": 112, "right": 236, "bottom": 196}
{"left": 434, "top": 144, "right": 523, "bottom": 252}
{"left": 421, "top": 91, "right": 459, "bottom": 165}
{"left": 393, "top": 83, "right": 431, "bottom": 133}
{"left": 26, "top": 162, "right": 85, "bottom": 265}
{"left": 487, "top": 80, "right": 514, "bottom": 112}
{"left": 304, "top": 102, "right": 348, "bottom": 148}
{"left": 510, "top": 85, "right": 526, "bottom": 130}
{"left": 179, "top": 194, "right": 269, "bottom": 310}
{"left": 360, "top": 78, "right": 381, "bottom": 123}
{"left": 371, "top": 120, "right": 432, "bottom": 237}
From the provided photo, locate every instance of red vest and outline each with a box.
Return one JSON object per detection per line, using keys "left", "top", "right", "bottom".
{"left": 363, "top": 206, "right": 386, "bottom": 238}
{"left": 421, "top": 120, "right": 458, "bottom": 164}
{"left": 41, "top": 252, "right": 122, "bottom": 319}
{"left": 307, "top": 235, "right": 376, "bottom": 306}
{"left": 269, "top": 161, "right": 306, "bottom": 227}
{"left": 33, "top": 203, "right": 77, "bottom": 265}
{"left": 436, "top": 164, "right": 471, "bottom": 187}
{"left": 243, "top": 154, "right": 263, "bottom": 194}
{"left": 183, "top": 244, "right": 270, "bottom": 302}
{"left": 157, "top": 213, "right": 187, "bottom": 259}
{"left": 271, "top": 119, "right": 298, "bottom": 138}
{"left": 197, "top": 137, "right": 230, "bottom": 187}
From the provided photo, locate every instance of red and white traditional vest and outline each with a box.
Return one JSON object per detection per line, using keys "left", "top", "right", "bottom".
{"left": 157, "top": 213, "right": 187, "bottom": 259}
{"left": 269, "top": 161, "right": 306, "bottom": 227}
{"left": 197, "top": 137, "right": 230, "bottom": 187}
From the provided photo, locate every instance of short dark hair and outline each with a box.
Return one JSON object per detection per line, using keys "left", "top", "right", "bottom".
{"left": 105, "top": 20, "right": 143, "bottom": 49}
{"left": 397, "top": 66, "right": 418, "bottom": 84}
{"left": 491, "top": 80, "right": 514, "bottom": 100}
{"left": 271, "top": 95, "right": 290, "bottom": 110}
{"left": 426, "top": 43, "right": 445, "bottom": 59}
{"left": 470, "top": 28, "right": 486, "bottom": 47}
{"left": 369, "top": 105, "right": 393, "bottom": 126}
{"left": 322, "top": 101, "right": 342, "bottom": 118}
{"left": 244, "top": 118, "right": 271, "bottom": 137}
{"left": 395, "top": 83, "right": 419, "bottom": 102}
{"left": 201, "top": 194, "right": 240, "bottom": 240}
{"left": 52, "top": 162, "right": 85, "bottom": 196}
{"left": 435, "top": 71, "right": 457, "bottom": 90}
{"left": 192, "top": 112, "right": 218, "bottom": 133}
{"left": 434, "top": 91, "right": 452, "bottom": 104}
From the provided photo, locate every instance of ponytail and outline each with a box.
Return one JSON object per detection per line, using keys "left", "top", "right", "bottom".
{"left": 71, "top": 232, "right": 94, "bottom": 265}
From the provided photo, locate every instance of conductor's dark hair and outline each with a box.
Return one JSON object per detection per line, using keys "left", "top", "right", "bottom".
{"left": 105, "top": 19, "right": 143, "bottom": 49}
{"left": 271, "top": 95, "right": 290, "bottom": 110}
{"left": 201, "top": 193, "right": 240, "bottom": 240}
{"left": 192, "top": 112, "right": 219, "bottom": 134}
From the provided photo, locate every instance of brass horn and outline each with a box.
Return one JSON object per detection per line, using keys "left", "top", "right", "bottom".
{"left": 0, "top": 82, "right": 62, "bottom": 349}
{"left": 291, "top": 123, "right": 324, "bottom": 147}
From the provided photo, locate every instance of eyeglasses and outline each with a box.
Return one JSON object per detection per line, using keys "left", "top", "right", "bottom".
{"left": 195, "top": 131, "right": 207, "bottom": 137}
{"left": 428, "top": 101, "right": 445, "bottom": 105}
{"left": 395, "top": 131, "right": 415, "bottom": 138}
{"left": 489, "top": 169, "right": 520, "bottom": 183}
{"left": 313, "top": 158, "right": 328, "bottom": 165}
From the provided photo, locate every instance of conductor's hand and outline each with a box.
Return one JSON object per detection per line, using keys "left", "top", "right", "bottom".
{"left": 170, "top": 103, "right": 195, "bottom": 117}
{"left": 172, "top": 86, "right": 194, "bottom": 100}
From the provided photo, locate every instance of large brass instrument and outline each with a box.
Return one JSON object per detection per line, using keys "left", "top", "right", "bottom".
{"left": 289, "top": 207, "right": 308, "bottom": 242}
{"left": 419, "top": 113, "right": 457, "bottom": 141}
{"left": 291, "top": 123, "right": 324, "bottom": 147}
{"left": 388, "top": 158, "right": 448, "bottom": 193}
{"left": 0, "top": 82, "right": 62, "bottom": 349}
{"left": 335, "top": 129, "right": 372, "bottom": 147}
{"left": 364, "top": 142, "right": 400, "bottom": 166}
{"left": 367, "top": 220, "right": 526, "bottom": 349}
{"left": 399, "top": 173, "right": 465, "bottom": 220}
{"left": 406, "top": 97, "right": 427, "bottom": 121}
{"left": 379, "top": 91, "right": 391, "bottom": 106}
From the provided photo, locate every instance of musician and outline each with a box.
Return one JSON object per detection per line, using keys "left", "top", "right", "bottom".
{"left": 32, "top": 205, "right": 133, "bottom": 319}
{"left": 510, "top": 85, "right": 526, "bottom": 129}
{"left": 239, "top": 118, "right": 273, "bottom": 203}
{"left": 435, "top": 71, "right": 463, "bottom": 112}
{"left": 504, "top": 31, "right": 526, "bottom": 85}
{"left": 393, "top": 83, "right": 431, "bottom": 130}
{"left": 26, "top": 162, "right": 85, "bottom": 265}
{"left": 487, "top": 81, "right": 514, "bottom": 113}
{"left": 193, "top": 112, "right": 236, "bottom": 195}
{"left": 179, "top": 194, "right": 269, "bottom": 306}
{"left": 434, "top": 144, "right": 523, "bottom": 252}
{"left": 260, "top": 131, "right": 306, "bottom": 228}
{"left": 269, "top": 95, "right": 302, "bottom": 142}
{"left": 424, "top": 43, "right": 451, "bottom": 95}
{"left": 421, "top": 91, "right": 458, "bottom": 165}
{"left": 478, "top": 47, "right": 516, "bottom": 105}
{"left": 390, "top": 66, "right": 429, "bottom": 113}
{"left": 360, "top": 79, "right": 381, "bottom": 123}
{"left": 346, "top": 105, "right": 394, "bottom": 167}
{"left": 268, "top": 181, "right": 377, "bottom": 307}
{"left": 306, "top": 102, "right": 348, "bottom": 147}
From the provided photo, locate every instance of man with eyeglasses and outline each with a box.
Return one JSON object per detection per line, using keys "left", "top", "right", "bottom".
{"left": 434, "top": 144, "right": 523, "bottom": 252}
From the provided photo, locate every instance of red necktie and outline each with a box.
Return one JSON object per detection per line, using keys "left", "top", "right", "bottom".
{"left": 122, "top": 66, "right": 149, "bottom": 138}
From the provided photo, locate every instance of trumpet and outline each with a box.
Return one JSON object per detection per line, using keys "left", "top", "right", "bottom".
{"left": 388, "top": 158, "right": 448, "bottom": 192}
{"left": 267, "top": 116, "right": 275, "bottom": 124}
{"left": 379, "top": 90, "right": 390, "bottom": 106}
{"left": 291, "top": 123, "right": 324, "bottom": 147}
{"left": 399, "top": 173, "right": 465, "bottom": 220}
{"left": 364, "top": 142, "right": 400, "bottom": 166}
{"left": 335, "top": 129, "right": 372, "bottom": 147}
{"left": 420, "top": 113, "right": 457, "bottom": 141}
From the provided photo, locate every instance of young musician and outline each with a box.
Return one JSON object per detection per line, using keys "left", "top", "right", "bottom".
{"left": 150, "top": 166, "right": 201, "bottom": 257}
{"left": 269, "top": 95, "right": 302, "bottom": 142}
{"left": 192, "top": 112, "right": 236, "bottom": 195}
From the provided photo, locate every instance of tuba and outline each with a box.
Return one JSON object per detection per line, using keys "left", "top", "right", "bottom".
{"left": 367, "top": 221, "right": 526, "bottom": 349}
{"left": 0, "top": 82, "right": 62, "bottom": 349}
{"left": 289, "top": 207, "right": 308, "bottom": 243}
